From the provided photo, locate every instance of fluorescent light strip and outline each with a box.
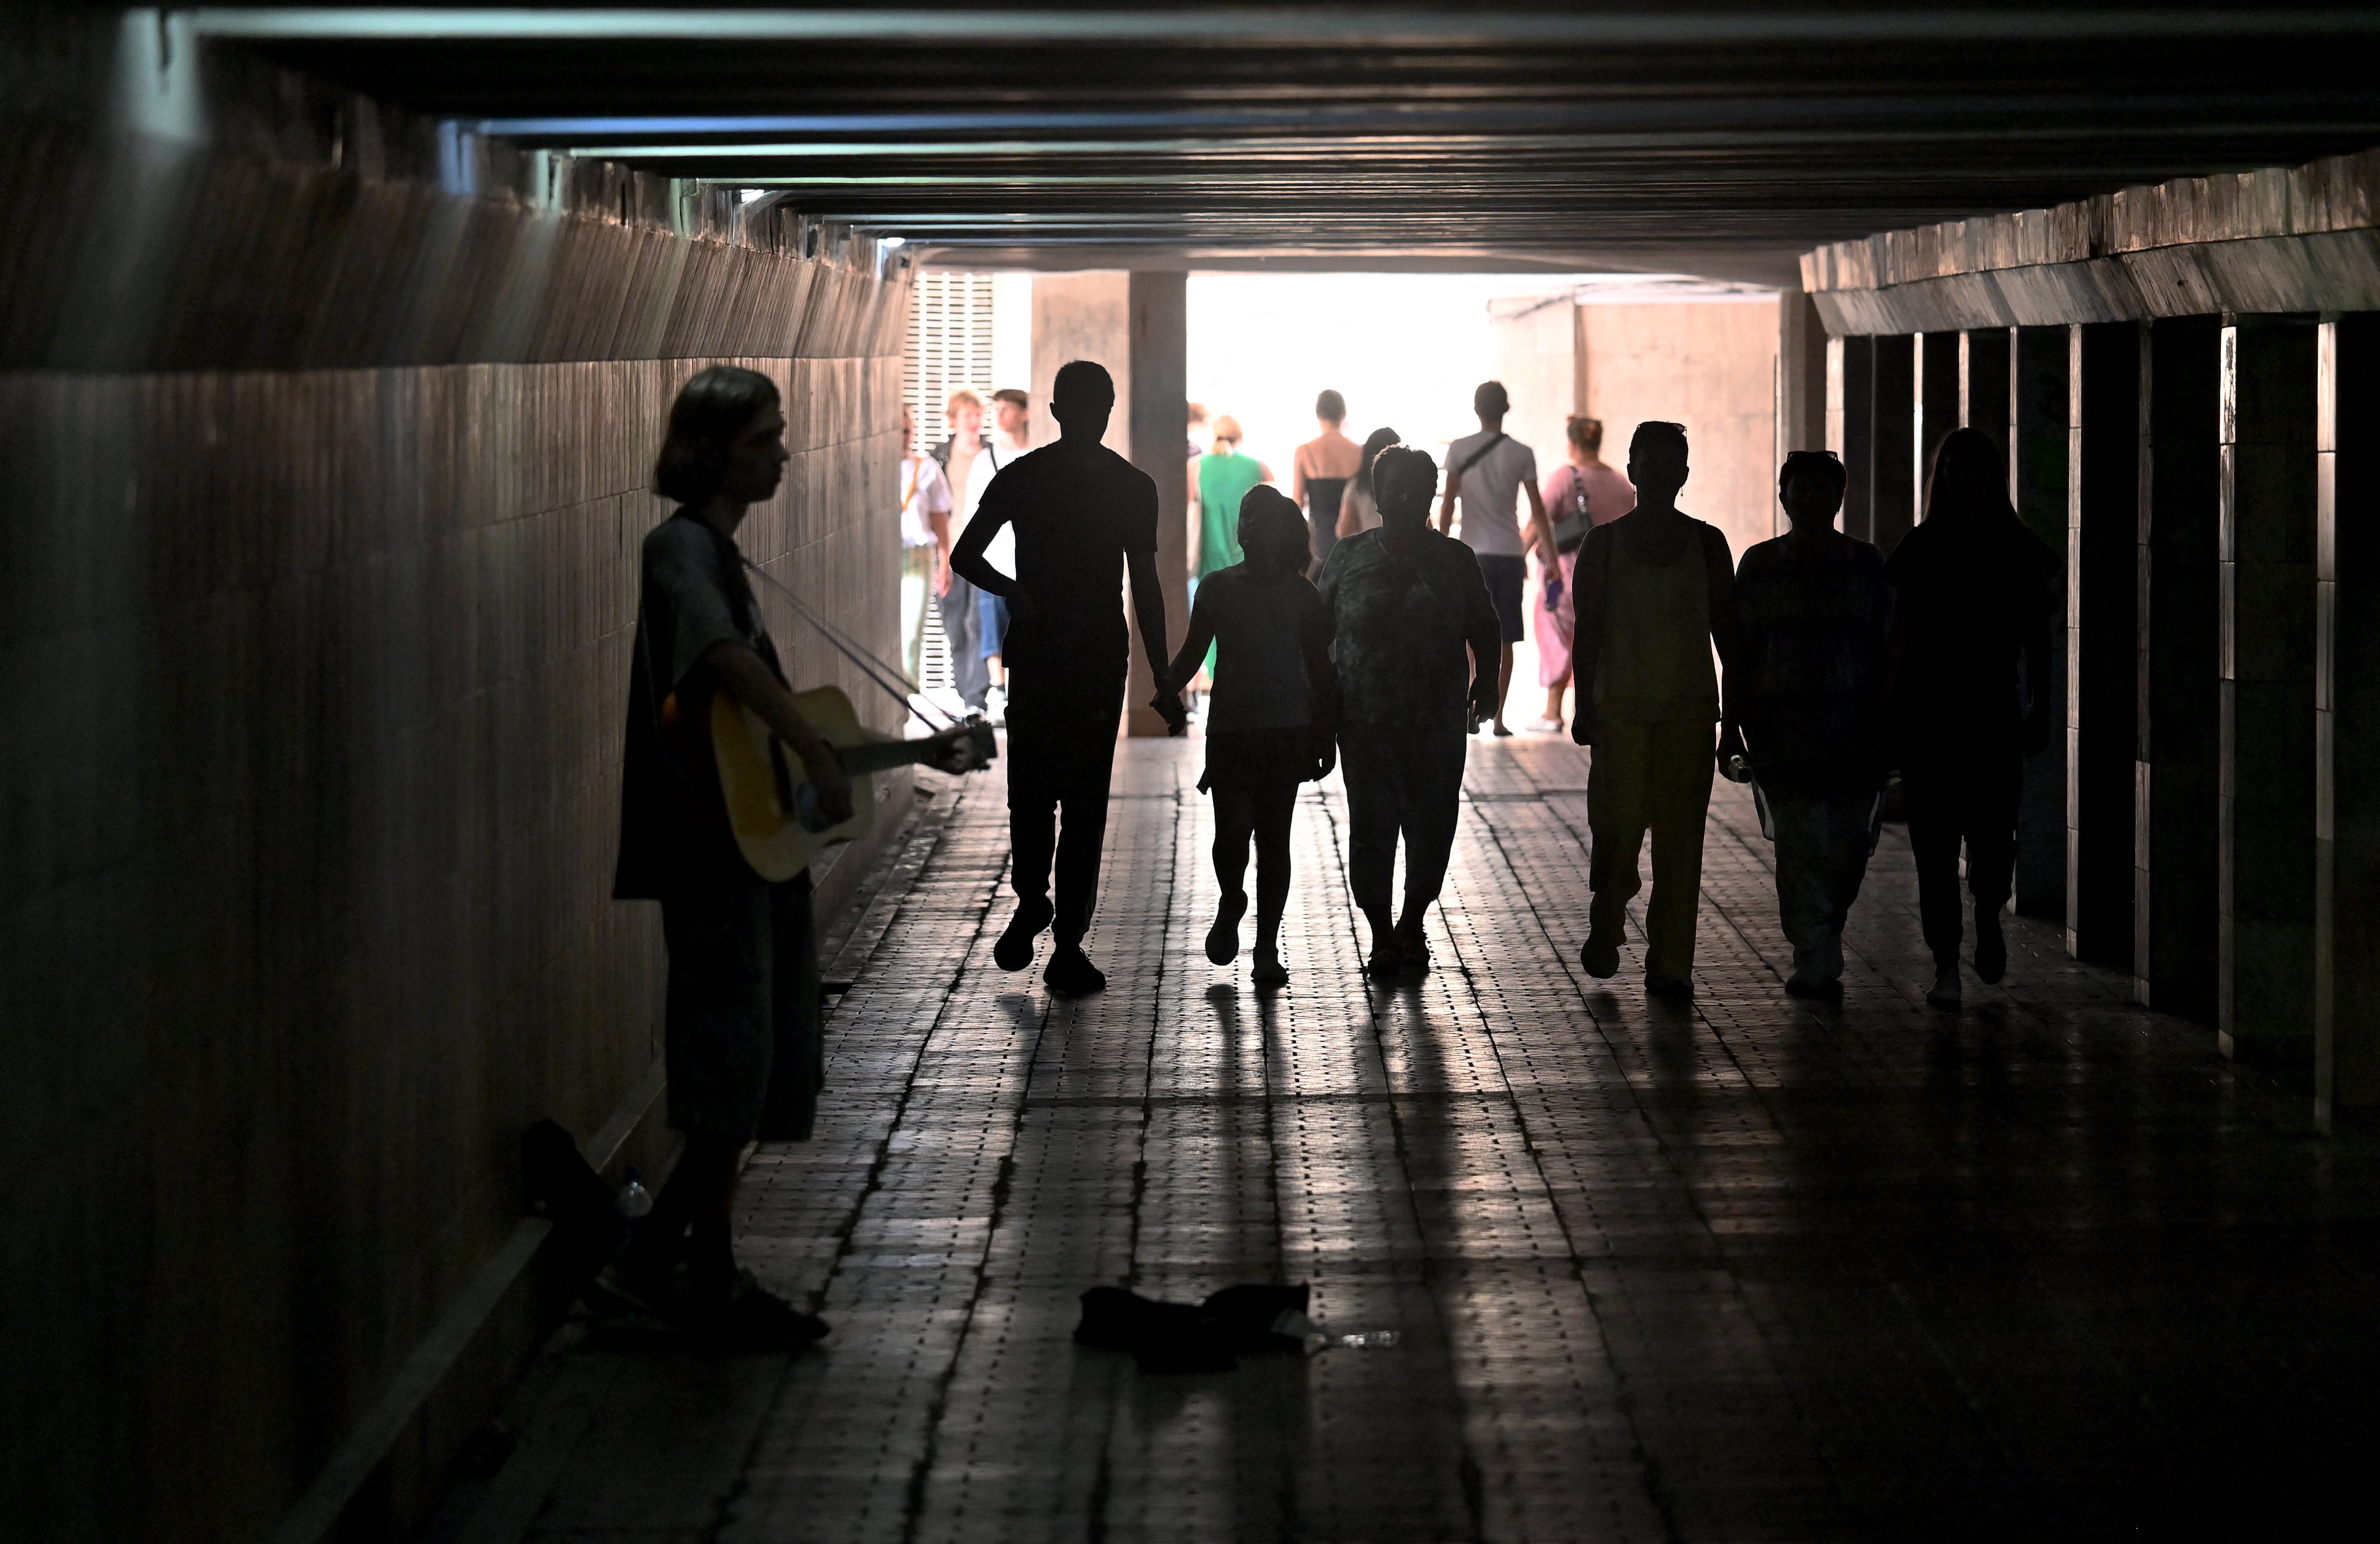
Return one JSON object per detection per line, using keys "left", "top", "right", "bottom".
{"left": 542, "top": 118, "right": 2380, "bottom": 161}
{"left": 189, "top": 8, "right": 2380, "bottom": 44}
{"left": 480, "top": 93, "right": 2380, "bottom": 138}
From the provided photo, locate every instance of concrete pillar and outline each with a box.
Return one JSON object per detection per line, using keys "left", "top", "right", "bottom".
{"left": 2006, "top": 326, "right": 2067, "bottom": 917}
{"left": 2317, "top": 314, "right": 2380, "bottom": 1128}
{"left": 1029, "top": 271, "right": 1132, "bottom": 455}
{"left": 1778, "top": 288, "right": 1828, "bottom": 536}
{"left": 2218, "top": 316, "right": 2318, "bottom": 1071}
{"left": 1917, "top": 330, "right": 1962, "bottom": 519}
{"left": 1125, "top": 271, "right": 1189, "bottom": 737}
{"left": 1872, "top": 335, "right": 1916, "bottom": 552}
{"left": 2137, "top": 317, "right": 2224, "bottom": 1018}
{"left": 1828, "top": 334, "right": 1877, "bottom": 544}
{"left": 1027, "top": 270, "right": 1189, "bottom": 737}
{"left": 2068, "top": 322, "right": 2141, "bottom": 963}
{"left": 1959, "top": 326, "right": 2012, "bottom": 455}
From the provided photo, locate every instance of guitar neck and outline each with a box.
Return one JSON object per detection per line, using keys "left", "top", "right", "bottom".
{"left": 836, "top": 737, "right": 956, "bottom": 776}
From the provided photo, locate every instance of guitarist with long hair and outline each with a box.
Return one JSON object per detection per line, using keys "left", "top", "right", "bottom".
{"left": 604, "top": 366, "right": 855, "bottom": 1347}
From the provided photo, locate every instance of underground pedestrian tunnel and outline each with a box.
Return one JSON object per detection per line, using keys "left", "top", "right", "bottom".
{"left": 12, "top": 6, "right": 2380, "bottom": 1541}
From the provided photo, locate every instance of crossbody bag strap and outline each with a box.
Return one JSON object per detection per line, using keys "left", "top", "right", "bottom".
{"left": 1454, "top": 432, "right": 1508, "bottom": 476}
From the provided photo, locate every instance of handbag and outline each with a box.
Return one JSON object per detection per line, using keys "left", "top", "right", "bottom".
{"left": 1549, "top": 466, "right": 1594, "bottom": 553}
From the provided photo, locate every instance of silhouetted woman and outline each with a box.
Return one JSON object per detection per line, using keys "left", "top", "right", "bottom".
{"left": 1170, "top": 487, "right": 1337, "bottom": 987}
{"left": 1335, "top": 425, "right": 1402, "bottom": 539}
{"left": 1293, "top": 389, "right": 1362, "bottom": 572}
{"left": 1886, "top": 427, "right": 2059, "bottom": 1008}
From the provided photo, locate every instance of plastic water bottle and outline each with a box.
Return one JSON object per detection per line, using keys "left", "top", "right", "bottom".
{"left": 1304, "top": 1327, "right": 1403, "bottom": 1353}
{"left": 615, "top": 1165, "right": 654, "bottom": 1241}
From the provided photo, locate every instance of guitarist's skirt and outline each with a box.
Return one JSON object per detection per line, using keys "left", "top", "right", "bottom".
{"left": 658, "top": 874, "right": 825, "bottom": 1143}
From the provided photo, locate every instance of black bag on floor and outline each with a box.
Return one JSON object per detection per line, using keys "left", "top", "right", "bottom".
{"left": 1075, "top": 1283, "right": 1311, "bottom": 1374}
{"left": 521, "top": 1118, "right": 620, "bottom": 1277}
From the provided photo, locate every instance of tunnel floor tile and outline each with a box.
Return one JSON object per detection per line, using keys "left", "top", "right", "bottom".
{"left": 444, "top": 737, "right": 2380, "bottom": 1544}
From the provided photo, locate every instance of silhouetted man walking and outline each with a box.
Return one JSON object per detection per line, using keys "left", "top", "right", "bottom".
{"left": 1735, "top": 450, "right": 1893, "bottom": 994}
{"left": 1569, "top": 421, "right": 1741, "bottom": 994}
{"left": 951, "top": 361, "right": 1185, "bottom": 995}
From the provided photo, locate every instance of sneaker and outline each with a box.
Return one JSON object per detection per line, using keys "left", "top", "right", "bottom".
{"left": 1974, "top": 913, "right": 2007, "bottom": 984}
{"left": 983, "top": 685, "right": 1008, "bottom": 728}
{"left": 1250, "top": 945, "right": 1289, "bottom": 987}
{"left": 1206, "top": 890, "right": 1246, "bottom": 966}
{"left": 1925, "top": 966, "right": 1962, "bottom": 1009}
{"left": 1044, "top": 945, "right": 1107, "bottom": 997}
{"left": 1363, "top": 938, "right": 1403, "bottom": 980}
{"left": 1395, "top": 924, "right": 1431, "bottom": 975}
{"left": 691, "top": 1268, "right": 830, "bottom": 1351}
{"left": 1578, "top": 935, "right": 1621, "bottom": 979}
{"left": 1522, "top": 715, "right": 1564, "bottom": 734}
{"left": 1783, "top": 971, "right": 1826, "bottom": 998}
{"left": 1645, "top": 973, "right": 1693, "bottom": 997}
{"left": 994, "top": 896, "right": 1053, "bottom": 971}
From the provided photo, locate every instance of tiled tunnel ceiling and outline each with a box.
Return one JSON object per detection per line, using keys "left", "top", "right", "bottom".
{"left": 208, "top": 5, "right": 2380, "bottom": 274}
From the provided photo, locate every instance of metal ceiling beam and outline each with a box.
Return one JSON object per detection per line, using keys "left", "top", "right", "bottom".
{"left": 190, "top": 4, "right": 2380, "bottom": 266}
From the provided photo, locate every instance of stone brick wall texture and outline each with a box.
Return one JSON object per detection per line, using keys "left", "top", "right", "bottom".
{"left": 0, "top": 21, "right": 911, "bottom": 1541}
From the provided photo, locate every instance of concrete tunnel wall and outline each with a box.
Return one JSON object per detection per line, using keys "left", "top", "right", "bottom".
{"left": 0, "top": 20, "right": 911, "bottom": 1541}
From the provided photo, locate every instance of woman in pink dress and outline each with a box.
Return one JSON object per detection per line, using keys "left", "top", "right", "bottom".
{"left": 1528, "top": 416, "right": 1636, "bottom": 732}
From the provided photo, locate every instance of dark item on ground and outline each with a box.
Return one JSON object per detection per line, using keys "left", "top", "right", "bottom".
{"left": 1075, "top": 1283, "right": 1312, "bottom": 1373}
{"left": 522, "top": 1119, "right": 622, "bottom": 1277}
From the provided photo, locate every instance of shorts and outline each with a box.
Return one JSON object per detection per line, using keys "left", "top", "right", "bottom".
{"left": 1476, "top": 553, "right": 1527, "bottom": 645}
{"left": 658, "top": 878, "right": 822, "bottom": 1142}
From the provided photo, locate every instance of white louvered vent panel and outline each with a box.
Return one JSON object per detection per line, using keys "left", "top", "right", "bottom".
{"left": 905, "top": 272, "right": 998, "bottom": 440}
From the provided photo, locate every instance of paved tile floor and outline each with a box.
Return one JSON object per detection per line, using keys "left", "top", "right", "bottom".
{"left": 443, "top": 737, "right": 2380, "bottom": 1543}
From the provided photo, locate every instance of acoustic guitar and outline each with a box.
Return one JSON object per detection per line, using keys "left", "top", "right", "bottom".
{"left": 710, "top": 684, "right": 995, "bottom": 882}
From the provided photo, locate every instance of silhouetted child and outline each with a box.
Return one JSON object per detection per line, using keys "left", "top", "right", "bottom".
{"left": 1169, "top": 487, "right": 1337, "bottom": 986}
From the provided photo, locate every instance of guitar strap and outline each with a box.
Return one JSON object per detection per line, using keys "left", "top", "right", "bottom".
{"left": 741, "top": 557, "right": 963, "bottom": 730}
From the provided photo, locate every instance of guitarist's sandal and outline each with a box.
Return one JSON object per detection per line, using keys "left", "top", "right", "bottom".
{"left": 710, "top": 685, "right": 995, "bottom": 882}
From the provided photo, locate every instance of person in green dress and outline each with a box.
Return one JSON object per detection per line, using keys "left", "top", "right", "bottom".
{"left": 1197, "top": 415, "right": 1273, "bottom": 578}
{"left": 1193, "top": 415, "right": 1275, "bottom": 685}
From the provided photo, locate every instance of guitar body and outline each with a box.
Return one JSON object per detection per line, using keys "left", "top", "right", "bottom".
{"left": 710, "top": 683, "right": 997, "bottom": 883}
{"left": 711, "top": 686, "right": 880, "bottom": 882}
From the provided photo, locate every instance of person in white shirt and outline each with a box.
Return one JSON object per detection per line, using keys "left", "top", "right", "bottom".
{"left": 898, "top": 405, "right": 955, "bottom": 688}
{"left": 934, "top": 390, "right": 991, "bottom": 709}
{"left": 969, "top": 387, "right": 1033, "bottom": 712}
{"left": 1437, "top": 379, "right": 1556, "bottom": 736}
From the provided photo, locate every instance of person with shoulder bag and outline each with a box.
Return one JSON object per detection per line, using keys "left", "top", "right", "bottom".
{"left": 1527, "top": 415, "right": 1635, "bottom": 733}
